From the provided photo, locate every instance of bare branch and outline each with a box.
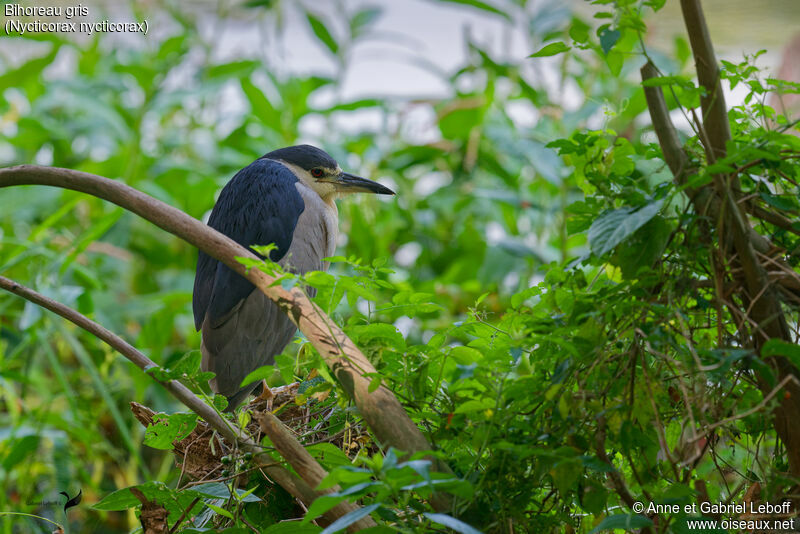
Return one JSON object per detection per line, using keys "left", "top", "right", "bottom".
{"left": 640, "top": 61, "right": 694, "bottom": 183}
{"left": 679, "top": 0, "right": 731, "bottom": 162}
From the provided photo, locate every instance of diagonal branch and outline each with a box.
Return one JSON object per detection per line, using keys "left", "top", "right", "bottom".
{"left": 0, "top": 275, "right": 373, "bottom": 531}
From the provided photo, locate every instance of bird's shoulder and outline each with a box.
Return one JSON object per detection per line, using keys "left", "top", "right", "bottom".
{"left": 192, "top": 158, "right": 307, "bottom": 331}
{"left": 209, "top": 158, "right": 303, "bottom": 220}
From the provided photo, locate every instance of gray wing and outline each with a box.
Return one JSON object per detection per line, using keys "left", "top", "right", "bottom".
{"left": 192, "top": 158, "right": 307, "bottom": 408}
{"left": 200, "top": 290, "right": 298, "bottom": 408}
{"left": 193, "top": 158, "right": 304, "bottom": 330}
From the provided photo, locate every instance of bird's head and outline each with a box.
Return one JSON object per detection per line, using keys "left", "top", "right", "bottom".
{"left": 263, "top": 145, "right": 395, "bottom": 202}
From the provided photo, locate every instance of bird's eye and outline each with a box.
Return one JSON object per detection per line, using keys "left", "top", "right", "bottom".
{"left": 311, "top": 168, "right": 324, "bottom": 178}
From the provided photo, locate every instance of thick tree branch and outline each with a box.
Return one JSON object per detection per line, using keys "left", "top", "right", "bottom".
{"left": 641, "top": 1, "right": 800, "bottom": 476}
{"left": 640, "top": 62, "right": 776, "bottom": 256}
{"left": 679, "top": 0, "right": 731, "bottom": 163}
{"left": 640, "top": 62, "right": 694, "bottom": 184}
{"left": 0, "top": 166, "right": 453, "bottom": 497}
{"left": 0, "top": 275, "right": 370, "bottom": 530}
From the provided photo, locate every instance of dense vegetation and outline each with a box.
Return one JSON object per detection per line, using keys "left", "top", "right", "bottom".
{"left": 1, "top": 0, "right": 799, "bottom": 533}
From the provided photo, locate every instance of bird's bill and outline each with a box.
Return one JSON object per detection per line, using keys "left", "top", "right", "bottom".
{"left": 333, "top": 172, "right": 395, "bottom": 195}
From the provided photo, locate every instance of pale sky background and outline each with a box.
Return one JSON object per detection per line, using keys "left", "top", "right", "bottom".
{"left": 2, "top": 0, "right": 799, "bottom": 147}
{"left": 4, "top": 0, "right": 799, "bottom": 105}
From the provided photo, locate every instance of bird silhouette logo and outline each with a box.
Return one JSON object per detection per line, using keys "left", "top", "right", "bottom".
{"left": 59, "top": 490, "right": 82, "bottom": 513}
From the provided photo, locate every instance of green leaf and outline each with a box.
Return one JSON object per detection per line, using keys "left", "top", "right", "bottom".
{"left": 206, "top": 502, "right": 234, "bottom": 520}
{"left": 437, "top": 0, "right": 510, "bottom": 20}
{"left": 93, "top": 487, "right": 143, "bottom": 511}
{"left": 449, "top": 346, "right": 483, "bottom": 364}
{"left": 213, "top": 395, "right": 229, "bottom": 412}
{"left": 599, "top": 28, "right": 620, "bottom": 54}
{"left": 589, "top": 514, "right": 653, "bottom": 533}
{"left": 423, "top": 513, "right": 483, "bottom": 534}
{"left": 93, "top": 482, "right": 193, "bottom": 514}
{"left": 143, "top": 413, "right": 198, "bottom": 450}
{"left": 551, "top": 458, "right": 582, "bottom": 495}
{"left": 190, "top": 482, "right": 232, "bottom": 499}
{"left": 241, "top": 78, "right": 279, "bottom": 124}
{"left": 580, "top": 481, "right": 609, "bottom": 514}
{"left": 605, "top": 50, "right": 623, "bottom": 76}
{"left": 306, "top": 12, "right": 339, "bottom": 55}
{"left": 320, "top": 503, "right": 380, "bottom": 534}
{"left": 759, "top": 192, "right": 797, "bottom": 212}
{"left": 325, "top": 99, "right": 382, "bottom": 113}
{"left": 454, "top": 399, "right": 493, "bottom": 414}
{"left": 206, "top": 60, "right": 259, "bottom": 79}
{"left": 530, "top": 42, "right": 571, "bottom": 57}
{"left": 338, "top": 277, "right": 379, "bottom": 302}
{"left": 191, "top": 482, "right": 262, "bottom": 503}
{"left": 302, "top": 495, "right": 347, "bottom": 523}
{"left": 2, "top": 435, "right": 39, "bottom": 471}
{"left": 240, "top": 365, "right": 275, "bottom": 388}
{"left": 347, "top": 323, "right": 405, "bottom": 350}
{"left": 569, "top": 18, "right": 590, "bottom": 44}
{"left": 350, "top": 8, "right": 382, "bottom": 37}
{"left": 169, "top": 351, "right": 202, "bottom": 380}
{"left": 762, "top": 339, "right": 800, "bottom": 368}
{"left": 588, "top": 200, "right": 664, "bottom": 257}
{"left": 616, "top": 216, "right": 671, "bottom": 279}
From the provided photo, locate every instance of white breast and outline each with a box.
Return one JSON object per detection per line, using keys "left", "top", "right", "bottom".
{"left": 279, "top": 182, "right": 338, "bottom": 274}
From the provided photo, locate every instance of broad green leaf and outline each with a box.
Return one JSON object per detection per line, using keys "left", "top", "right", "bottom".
{"left": 599, "top": 28, "right": 620, "bottom": 54}
{"left": 306, "top": 12, "right": 339, "bottom": 55}
{"left": 206, "top": 60, "right": 259, "bottom": 79}
{"left": 347, "top": 323, "right": 405, "bottom": 350}
{"left": 449, "top": 346, "right": 483, "bottom": 364}
{"left": 424, "top": 513, "right": 483, "bottom": 534}
{"left": 551, "top": 458, "right": 582, "bottom": 495}
{"left": 240, "top": 365, "right": 276, "bottom": 388}
{"left": 302, "top": 495, "right": 347, "bottom": 524}
{"left": 616, "top": 216, "right": 671, "bottom": 279}
{"left": 143, "top": 413, "right": 198, "bottom": 450}
{"left": 588, "top": 200, "right": 664, "bottom": 257}
{"left": 206, "top": 502, "right": 234, "bottom": 520}
{"left": 530, "top": 42, "right": 571, "bottom": 57}
{"left": 762, "top": 339, "right": 800, "bottom": 369}
{"left": 1, "top": 435, "right": 39, "bottom": 471}
{"left": 437, "top": 0, "right": 510, "bottom": 20}
{"left": 320, "top": 503, "right": 381, "bottom": 534}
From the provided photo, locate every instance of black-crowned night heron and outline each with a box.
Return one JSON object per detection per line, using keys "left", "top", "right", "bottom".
{"left": 192, "top": 145, "right": 394, "bottom": 410}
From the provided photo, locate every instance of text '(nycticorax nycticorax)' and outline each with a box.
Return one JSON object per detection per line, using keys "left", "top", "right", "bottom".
{"left": 192, "top": 145, "right": 394, "bottom": 410}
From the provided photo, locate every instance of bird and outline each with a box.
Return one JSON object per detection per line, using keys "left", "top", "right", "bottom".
{"left": 192, "top": 145, "right": 394, "bottom": 411}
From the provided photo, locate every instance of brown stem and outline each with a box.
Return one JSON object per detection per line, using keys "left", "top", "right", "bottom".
{"left": 595, "top": 417, "right": 655, "bottom": 534}
{"left": 679, "top": 0, "right": 731, "bottom": 163}
{"left": 642, "top": 4, "right": 800, "bottom": 474}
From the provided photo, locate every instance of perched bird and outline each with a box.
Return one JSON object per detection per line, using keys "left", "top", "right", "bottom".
{"left": 192, "top": 145, "right": 394, "bottom": 410}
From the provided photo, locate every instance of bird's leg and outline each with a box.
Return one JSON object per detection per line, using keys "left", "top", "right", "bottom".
{"left": 252, "top": 379, "right": 274, "bottom": 411}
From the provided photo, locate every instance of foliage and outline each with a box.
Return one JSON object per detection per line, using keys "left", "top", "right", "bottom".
{"left": 1, "top": 0, "right": 799, "bottom": 533}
